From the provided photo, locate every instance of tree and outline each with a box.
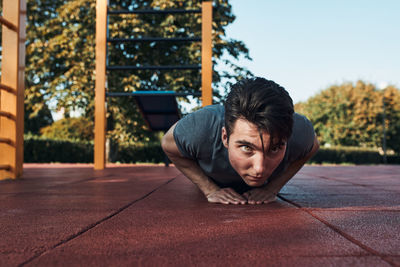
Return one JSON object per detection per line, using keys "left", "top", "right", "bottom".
{"left": 40, "top": 117, "right": 94, "bottom": 141}
{"left": 25, "top": 0, "right": 253, "bottom": 144}
{"left": 295, "top": 81, "right": 400, "bottom": 154}
{"left": 382, "top": 86, "right": 400, "bottom": 153}
{"left": 24, "top": 0, "right": 66, "bottom": 132}
{"left": 24, "top": 99, "right": 54, "bottom": 135}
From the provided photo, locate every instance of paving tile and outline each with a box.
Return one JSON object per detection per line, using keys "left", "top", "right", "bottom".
{"left": 0, "top": 164, "right": 179, "bottom": 196}
{"left": 372, "top": 185, "right": 400, "bottom": 193}
{"left": 1, "top": 165, "right": 399, "bottom": 266}
{"left": 282, "top": 166, "right": 400, "bottom": 210}
{"left": 0, "top": 165, "right": 178, "bottom": 266}
{"left": 281, "top": 193, "right": 400, "bottom": 210}
{"left": 300, "top": 166, "right": 400, "bottom": 184}
{"left": 329, "top": 177, "right": 400, "bottom": 187}
{"left": 386, "top": 256, "right": 400, "bottom": 266}
{"left": 288, "top": 175, "right": 350, "bottom": 184}
{"left": 310, "top": 210, "right": 400, "bottom": 256}
{"left": 27, "top": 176, "right": 374, "bottom": 266}
{"left": 284, "top": 183, "right": 387, "bottom": 195}
{"left": 28, "top": 255, "right": 392, "bottom": 267}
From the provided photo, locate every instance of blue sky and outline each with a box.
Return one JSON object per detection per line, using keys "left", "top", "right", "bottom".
{"left": 225, "top": 0, "right": 400, "bottom": 104}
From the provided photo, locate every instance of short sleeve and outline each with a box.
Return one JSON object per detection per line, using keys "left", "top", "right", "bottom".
{"left": 173, "top": 105, "right": 222, "bottom": 160}
{"left": 287, "top": 113, "right": 316, "bottom": 163}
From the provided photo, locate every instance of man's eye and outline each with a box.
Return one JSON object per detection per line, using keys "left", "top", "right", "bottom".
{"left": 270, "top": 146, "right": 281, "bottom": 153}
{"left": 240, "top": 145, "right": 252, "bottom": 153}
{"left": 270, "top": 142, "right": 286, "bottom": 154}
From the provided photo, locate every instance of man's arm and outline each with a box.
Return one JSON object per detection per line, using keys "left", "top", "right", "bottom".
{"left": 162, "top": 123, "right": 247, "bottom": 205}
{"left": 243, "top": 135, "right": 320, "bottom": 204}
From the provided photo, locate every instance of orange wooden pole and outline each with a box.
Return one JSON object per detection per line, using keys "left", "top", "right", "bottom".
{"left": 0, "top": 0, "right": 25, "bottom": 180}
{"left": 94, "top": 0, "right": 107, "bottom": 170}
{"left": 201, "top": 1, "right": 213, "bottom": 107}
{"left": 17, "top": 0, "right": 26, "bottom": 178}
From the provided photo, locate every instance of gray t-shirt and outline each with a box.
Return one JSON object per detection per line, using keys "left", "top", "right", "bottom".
{"left": 174, "top": 105, "right": 315, "bottom": 189}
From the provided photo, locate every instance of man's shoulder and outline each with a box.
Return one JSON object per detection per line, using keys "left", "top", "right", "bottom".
{"left": 293, "top": 112, "right": 310, "bottom": 124}
{"left": 192, "top": 104, "right": 224, "bottom": 117}
{"left": 180, "top": 104, "right": 224, "bottom": 128}
{"left": 173, "top": 105, "right": 224, "bottom": 159}
{"left": 291, "top": 112, "right": 314, "bottom": 137}
{"left": 287, "top": 113, "right": 315, "bottom": 161}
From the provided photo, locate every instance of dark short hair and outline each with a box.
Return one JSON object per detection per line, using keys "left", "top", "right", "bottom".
{"left": 224, "top": 77, "right": 294, "bottom": 145}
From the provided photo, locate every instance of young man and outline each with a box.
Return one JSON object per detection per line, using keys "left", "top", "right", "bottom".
{"left": 162, "top": 77, "right": 319, "bottom": 205}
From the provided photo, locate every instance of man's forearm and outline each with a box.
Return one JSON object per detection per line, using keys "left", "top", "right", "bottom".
{"left": 168, "top": 153, "right": 247, "bottom": 205}
{"left": 167, "top": 154, "right": 220, "bottom": 196}
{"left": 162, "top": 123, "right": 220, "bottom": 197}
{"left": 264, "top": 156, "right": 310, "bottom": 195}
{"left": 265, "top": 137, "right": 319, "bottom": 195}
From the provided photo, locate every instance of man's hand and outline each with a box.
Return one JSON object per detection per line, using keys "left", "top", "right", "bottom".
{"left": 206, "top": 188, "right": 247, "bottom": 205}
{"left": 242, "top": 187, "right": 277, "bottom": 205}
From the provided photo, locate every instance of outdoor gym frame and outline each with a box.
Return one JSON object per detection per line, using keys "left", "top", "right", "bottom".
{"left": 0, "top": 0, "right": 211, "bottom": 178}
{"left": 94, "top": 1, "right": 213, "bottom": 170}
{"left": 0, "top": 0, "right": 26, "bottom": 180}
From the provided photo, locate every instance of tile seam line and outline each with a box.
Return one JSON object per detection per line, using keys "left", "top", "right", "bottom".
{"left": 17, "top": 176, "right": 178, "bottom": 267}
{"left": 277, "top": 194, "right": 398, "bottom": 267}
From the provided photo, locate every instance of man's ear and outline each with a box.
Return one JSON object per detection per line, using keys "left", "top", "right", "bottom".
{"left": 221, "top": 127, "right": 229, "bottom": 148}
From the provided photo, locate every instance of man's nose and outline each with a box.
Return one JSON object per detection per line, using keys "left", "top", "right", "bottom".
{"left": 253, "top": 153, "right": 266, "bottom": 176}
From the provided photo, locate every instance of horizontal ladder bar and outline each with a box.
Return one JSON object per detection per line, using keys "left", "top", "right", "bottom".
{"left": 0, "top": 16, "right": 17, "bottom": 32}
{"left": 0, "top": 138, "right": 14, "bottom": 146}
{"left": 0, "top": 83, "right": 16, "bottom": 94}
{"left": 108, "top": 37, "right": 201, "bottom": 42}
{"left": 0, "top": 165, "right": 11, "bottom": 171}
{"left": 108, "top": 9, "right": 201, "bottom": 15}
{"left": 107, "top": 65, "right": 201, "bottom": 71}
{"left": 106, "top": 91, "right": 201, "bottom": 97}
{"left": 0, "top": 111, "right": 16, "bottom": 120}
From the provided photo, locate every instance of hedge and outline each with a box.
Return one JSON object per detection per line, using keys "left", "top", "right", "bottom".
{"left": 23, "top": 136, "right": 164, "bottom": 164}
{"left": 24, "top": 136, "right": 400, "bottom": 165}
{"left": 310, "top": 146, "right": 381, "bottom": 164}
{"left": 310, "top": 146, "right": 400, "bottom": 164}
{"left": 113, "top": 143, "right": 165, "bottom": 163}
{"left": 24, "top": 136, "right": 93, "bottom": 163}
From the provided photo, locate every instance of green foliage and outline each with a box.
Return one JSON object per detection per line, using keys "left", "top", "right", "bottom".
{"left": 387, "top": 155, "right": 400, "bottom": 165}
{"left": 24, "top": 135, "right": 165, "bottom": 163}
{"left": 25, "top": 0, "right": 253, "bottom": 144}
{"left": 40, "top": 117, "right": 94, "bottom": 141}
{"left": 382, "top": 86, "right": 400, "bottom": 153}
{"left": 295, "top": 81, "right": 400, "bottom": 154}
{"left": 24, "top": 135, "right": 94, "bottom": 163}
{"left": 26, "top": 0, "right": 94, "bottom": 115}
{"left": 24, "top": 101, "right": 54, "bottom": 134}
{"left": 113, "top": 142, "right": 165, "bottom": 163}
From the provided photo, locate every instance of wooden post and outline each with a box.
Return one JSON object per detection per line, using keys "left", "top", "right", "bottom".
{"left": 0, "top": 0, "right": 26, "bottom": 180}
{"left": 17, "top": 1, "right": 26, "bottom": 178}
{"left": 201, "top": 1, "right": 213, "bottom": 107}
{"left": 94, "top": 0, "right": 107, "bottom": 170}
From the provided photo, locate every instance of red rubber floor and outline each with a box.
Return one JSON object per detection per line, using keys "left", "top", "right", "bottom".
{"left": 0, "top": 164, "right": 399, "bottom": 266}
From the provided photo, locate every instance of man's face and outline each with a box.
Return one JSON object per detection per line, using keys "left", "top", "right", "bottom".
{"left": 222, "top": 118, "right": 287, "bottom": 187}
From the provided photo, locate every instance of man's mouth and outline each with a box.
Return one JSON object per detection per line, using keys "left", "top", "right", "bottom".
{"left": 247, "top": 175, "right": 264, "bottom": 181}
